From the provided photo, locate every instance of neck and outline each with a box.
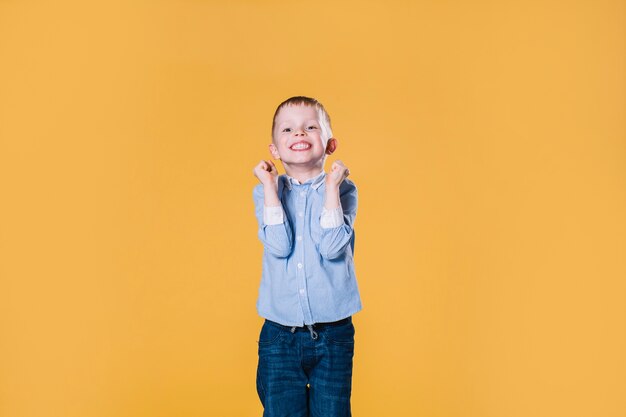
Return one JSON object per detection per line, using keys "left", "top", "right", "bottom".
{"left": 283, "top": 163, "right": 324, "bottom": 184}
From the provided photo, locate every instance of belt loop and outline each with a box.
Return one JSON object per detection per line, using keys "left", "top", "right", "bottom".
{"left": 290, "top": 326, "right": 296, "bottom": 333}
{"left": 306, "top": 324, "right": 318, "bottom": 340}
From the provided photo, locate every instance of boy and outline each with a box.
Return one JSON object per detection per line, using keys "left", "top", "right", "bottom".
{"left": 252, "top": 96, "right": 362, "bottom": 417}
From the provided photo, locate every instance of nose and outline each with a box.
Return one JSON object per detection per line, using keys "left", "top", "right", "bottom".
{"left": 294, "top": 127, "right": 306, "bottom": 136}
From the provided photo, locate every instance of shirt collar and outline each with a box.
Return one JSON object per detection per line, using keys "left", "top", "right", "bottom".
{"left": 282, "top": 170, "right": 326, "bottom": 191}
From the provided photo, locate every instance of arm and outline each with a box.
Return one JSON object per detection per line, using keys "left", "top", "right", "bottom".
{"left": 253, "top": 183, "right": 294, "bottom": 258}
{"left": 319, "top": 178, "right": 357, "bottom": 260}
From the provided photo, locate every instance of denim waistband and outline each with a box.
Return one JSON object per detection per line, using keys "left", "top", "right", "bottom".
{"left": 265, "top": 316, "right": 352, "bottom": 340}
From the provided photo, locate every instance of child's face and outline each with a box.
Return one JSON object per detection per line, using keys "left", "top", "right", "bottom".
{"left": 270, "top": 104, "right": 334, "bottom": 168}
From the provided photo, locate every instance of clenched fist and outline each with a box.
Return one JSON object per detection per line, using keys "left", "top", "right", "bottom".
{"left": 253, "top": 160, "right": 279, "bottom": 188}
{"left": 325, "top": 160, "right": 350, "bottom": 190}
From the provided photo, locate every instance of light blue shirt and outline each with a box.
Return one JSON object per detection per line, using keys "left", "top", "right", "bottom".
{"left": 252, "top": 171, "right": 363, "bottom": 326}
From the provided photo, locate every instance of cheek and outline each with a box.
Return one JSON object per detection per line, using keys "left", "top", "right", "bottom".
{"left": 313, "top": 136, "right": 326, "bottom": 147}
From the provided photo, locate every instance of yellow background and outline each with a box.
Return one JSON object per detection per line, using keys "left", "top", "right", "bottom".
{"left": 1, "top": 1, "right": 625, "bottom": 416}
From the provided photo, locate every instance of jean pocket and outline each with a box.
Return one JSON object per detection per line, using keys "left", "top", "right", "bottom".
{"left": 323, "top": 322, "right": 355, "bottom": 345}
{"left": 257, "top": 322, "right": 283, "bottom": 346}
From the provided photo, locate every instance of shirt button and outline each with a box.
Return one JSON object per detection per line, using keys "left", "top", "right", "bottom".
{"left": 298, "top": 211, "right": 304, "bottom": 217}
{"left": 297, "top": 263, "right": 303, "bottom": 269}
{"left": 299, "top": 289, "right": 305, "bottom": 295}
{"left": 300, "top": 191, "right": 306, "bottom": 197}
{"left": 296, "top": 235, "right": 302, "bottom": 241}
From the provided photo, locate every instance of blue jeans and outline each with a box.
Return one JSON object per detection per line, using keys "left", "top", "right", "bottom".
{"left": 256, "top": 317, "right": 355, "bottom": 417}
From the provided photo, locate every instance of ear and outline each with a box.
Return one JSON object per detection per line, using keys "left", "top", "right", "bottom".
{"left": 269, "top": 143, "right": 281, "bottom": 160}
{"left": 325, "top": 137, "right": 338, "bottom": 155}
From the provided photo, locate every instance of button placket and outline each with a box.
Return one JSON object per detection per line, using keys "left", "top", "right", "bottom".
{"left": 294, "top": 185, "right": 313, "bottom": 324}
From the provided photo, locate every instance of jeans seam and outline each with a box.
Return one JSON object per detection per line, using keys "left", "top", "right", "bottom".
{"left": 323, "top": 323, "right": 355, "bottom": 345}
{"left": 257, "top": 322, "right": 283, "bottom": 346}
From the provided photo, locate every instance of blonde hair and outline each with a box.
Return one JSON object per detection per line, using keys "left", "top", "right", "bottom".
{"left": 271, "top": 96, "right": 333, "bottom": 141}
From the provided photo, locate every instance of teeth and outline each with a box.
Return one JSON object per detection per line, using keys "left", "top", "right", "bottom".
{"left": 291, "top": 142, "right": 311, "bottom": 150}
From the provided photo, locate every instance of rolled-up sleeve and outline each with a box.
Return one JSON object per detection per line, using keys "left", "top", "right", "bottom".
{"left": 320, "top": 205, "right": 344, "bottom": 229}
{"left": 253, "top": 184, "right": 293, "bottom": 258}
{"left": 319, "top": 180, "right": 357, "bottom": 260}
{"left": 264, "top": 205, "right": 285, "bottom": 225}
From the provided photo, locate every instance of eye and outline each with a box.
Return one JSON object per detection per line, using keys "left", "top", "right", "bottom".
{"left": 282, "top": 128, "right": 291, "bottom": 132}
{"left": 307, "top": 126, "right": 317, "bottom": 130}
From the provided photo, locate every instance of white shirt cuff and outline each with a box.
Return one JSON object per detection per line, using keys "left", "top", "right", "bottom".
{"left": 320, "top": 206, "right": 344, "bottom": 229}
{"left": 263, "top": 205, "right": 284, "bottom": 225}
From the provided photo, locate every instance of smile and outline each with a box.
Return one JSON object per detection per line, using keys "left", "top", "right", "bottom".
{"left": 290, "top": 141, "right": 312, "bottom": 151}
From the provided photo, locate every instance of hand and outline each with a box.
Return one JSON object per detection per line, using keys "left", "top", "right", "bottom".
{"left": 325, "top": 160, "right": 350, "bottom": 190}
{"left": 253, "top": 159, "right": 279, "bottom": 188}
